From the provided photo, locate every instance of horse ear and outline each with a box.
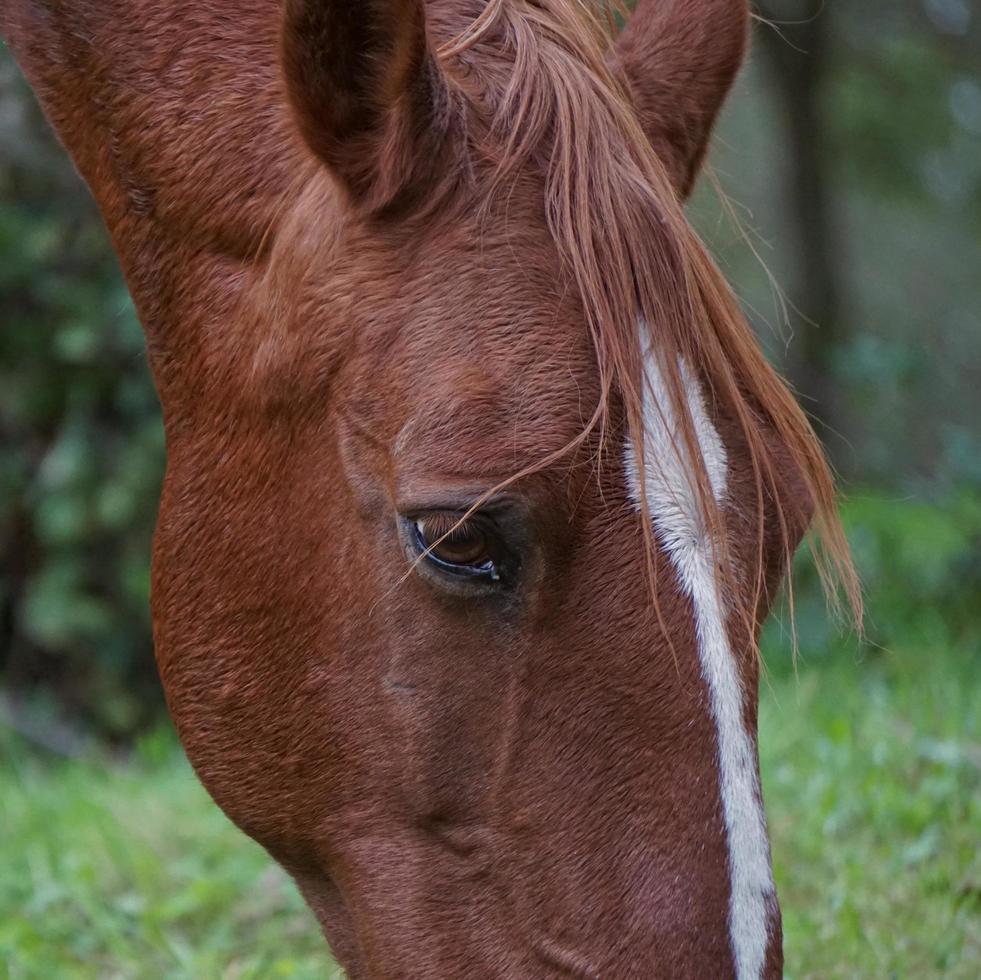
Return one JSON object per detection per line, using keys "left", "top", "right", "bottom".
{"left": 614, "top": 0, "right": 750, "bottom": 199}
{"left": 281, "top": 0, "right": 444, "bottom": 211}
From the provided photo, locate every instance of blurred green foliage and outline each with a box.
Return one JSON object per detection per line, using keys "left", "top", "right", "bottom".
{"left": 0, "top": 62, "right": 164, "bottom": 736}
{"left": 764, "top": 491, "right": 981, "bottom": 664}
{"left": 699, "top": 0, "right": 981, "bottom": 488}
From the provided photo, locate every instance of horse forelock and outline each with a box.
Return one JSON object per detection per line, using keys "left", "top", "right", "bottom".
{"left": 412, "top": 0, "right": 861, "bottom": 636}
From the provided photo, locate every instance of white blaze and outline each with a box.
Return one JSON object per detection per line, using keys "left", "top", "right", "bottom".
{"left": 624, "top": 344, "right": 774, "bottom": 980}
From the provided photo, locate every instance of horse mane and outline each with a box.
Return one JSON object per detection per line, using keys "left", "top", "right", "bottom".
{"left": 433, "top": 0, "right": 862, "bottom": 633}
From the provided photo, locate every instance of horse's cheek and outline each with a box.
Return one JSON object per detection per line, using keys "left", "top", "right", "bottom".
{"left": 148, "top": 436, "right": 369, "bottom": 862}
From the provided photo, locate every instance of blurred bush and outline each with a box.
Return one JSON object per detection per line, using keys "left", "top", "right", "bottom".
{"left": 763, "top": 490, "right": 981, "bottom": 669}
{"left": 0, "top": 59, "right": 165, "bottom": 738}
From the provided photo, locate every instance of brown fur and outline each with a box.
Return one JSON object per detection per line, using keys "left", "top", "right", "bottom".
{"left": 3, "top": 1, "right": 858, "bottom": 976}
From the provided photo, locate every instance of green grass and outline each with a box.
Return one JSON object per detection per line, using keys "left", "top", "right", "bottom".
{"left": 760, "top": 646, "right": 980, "bottom": 978}
{"left": 0, "top": 731, "right": 336, "bottom": 979}
{"left": 2, "top": 642, "right": 977, "bottom": 978}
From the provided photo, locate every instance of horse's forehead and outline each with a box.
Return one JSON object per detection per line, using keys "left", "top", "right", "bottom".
{"left": 387, "top": 357, "right": 592, "bottom": 479}
{"left": 331, "top": 210, "right": 602, "bottom": 476}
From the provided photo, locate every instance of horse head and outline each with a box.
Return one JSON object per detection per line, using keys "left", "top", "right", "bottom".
{"left": 3, "top": 1, "right": 858, "bottom": 976}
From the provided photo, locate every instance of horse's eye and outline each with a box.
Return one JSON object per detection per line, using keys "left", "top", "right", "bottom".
{"left": 413, "top": 514, "right": 501, "bottom": 581}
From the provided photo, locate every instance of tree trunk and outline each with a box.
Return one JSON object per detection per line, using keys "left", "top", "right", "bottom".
{"left": 755, "top": 2, "right": 848, "bottom": 466}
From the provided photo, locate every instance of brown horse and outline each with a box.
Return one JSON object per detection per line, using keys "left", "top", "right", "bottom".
{"left": 3, "top": 0, "right": 859, "bottom": 976}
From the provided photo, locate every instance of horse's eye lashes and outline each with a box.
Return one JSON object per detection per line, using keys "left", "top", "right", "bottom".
{"left": 409, "top": 512, "right": 510, "bottom": 585}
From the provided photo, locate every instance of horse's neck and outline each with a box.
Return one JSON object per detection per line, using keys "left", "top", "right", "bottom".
{"left": 2, "top": 0, "right": 303, "bottom": 385}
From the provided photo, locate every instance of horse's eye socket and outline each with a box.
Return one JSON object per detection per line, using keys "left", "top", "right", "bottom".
{"left": 414, "top": 515, "right": 500, "bottom": 580}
